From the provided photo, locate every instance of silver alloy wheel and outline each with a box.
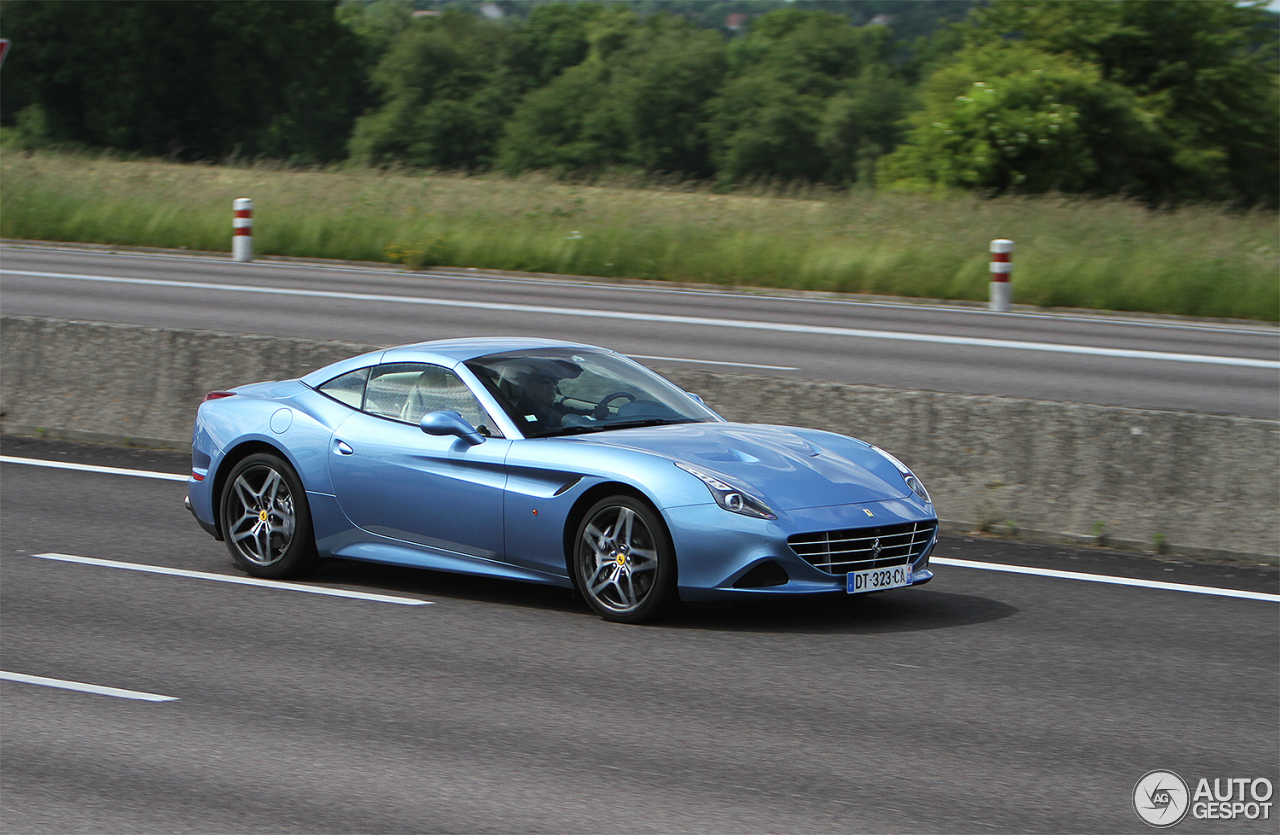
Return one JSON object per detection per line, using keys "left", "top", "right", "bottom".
{"left": 580, "top": 504, "right": 660, "bottom": 614}
{"left": 226, "top": 464, "right": 297, "bottom": 567}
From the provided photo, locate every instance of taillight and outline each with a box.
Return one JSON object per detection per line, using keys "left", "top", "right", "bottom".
{"left": 202, "top": 391, "right": 236, "bottom": 403}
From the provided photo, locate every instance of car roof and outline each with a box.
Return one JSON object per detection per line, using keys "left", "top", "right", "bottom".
{"left": 298, "top": 337, "right": 608, "bottom": 386}
{"left": 388, "top": 336, "right": 602, "bottom": 363}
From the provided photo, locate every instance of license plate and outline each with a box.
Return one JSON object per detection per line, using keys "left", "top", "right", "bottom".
{"left": 847, "top": 563, "right": 913, "bottom": 594}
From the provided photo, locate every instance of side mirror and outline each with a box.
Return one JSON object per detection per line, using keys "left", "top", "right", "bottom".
{"left": 685, "top": 391, "right": 723, "bottom": 421}
{"left": 420, "top": 410, "right": 484, "bottom": 446}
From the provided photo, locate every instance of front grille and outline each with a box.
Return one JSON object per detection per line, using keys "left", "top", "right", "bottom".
{"left": 788, "top": 520, "right": 936, "bottom": 575}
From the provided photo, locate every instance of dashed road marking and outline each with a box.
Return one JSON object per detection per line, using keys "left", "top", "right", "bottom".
{"left": 1, "top": 671, "right": 178, "bottom": 702}
{"left": 32, "top": 553, "right": 433, "bottom": 606}
{"left": 932, "top": 557, "right": 1279, "bottom": 602}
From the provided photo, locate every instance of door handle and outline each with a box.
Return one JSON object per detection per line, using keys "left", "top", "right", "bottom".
{"left": 335, "top": 440, "right": 354, "bottom": 455}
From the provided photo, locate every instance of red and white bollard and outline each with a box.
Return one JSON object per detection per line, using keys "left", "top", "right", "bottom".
{"left": 989, "top": 239, "right": 1013, "bottom": 312}
{"left": 233, "top": 198, "right": 253, "bottom": 262}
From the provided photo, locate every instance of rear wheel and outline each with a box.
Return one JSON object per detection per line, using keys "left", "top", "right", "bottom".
{"left": 220, "top": 453, "right": 319, "bottom": 579}
{"left": 573, "top": 496, "right": 676, "bottom": 623}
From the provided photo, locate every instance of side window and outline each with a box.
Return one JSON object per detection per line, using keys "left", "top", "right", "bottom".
{"left": 317, "top": 367, "right": 369, "bottom": 408}
{"left": 365, "top": 363, "right": 497, "bottom": 435}
{"left": 364, "top": 363, "right": 420, "bottom": 419}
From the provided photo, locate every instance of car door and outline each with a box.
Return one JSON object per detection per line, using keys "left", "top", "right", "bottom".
{"left": 328, "top": 362, "right": 510, "bottom": 561}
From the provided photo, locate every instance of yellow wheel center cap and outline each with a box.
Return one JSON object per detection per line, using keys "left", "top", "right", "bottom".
{"left": 259, "top": 509, "right": 269, "bottom": 523}
{"left": 615, "top": 552, "right": 627, "bottom": 567}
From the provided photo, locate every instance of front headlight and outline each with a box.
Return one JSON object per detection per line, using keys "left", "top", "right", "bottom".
{"left": 871, "top": 445, "right": 931, "bottom": 505}
{"left": 675, "top": 463, "right": 777, "bottom": 520}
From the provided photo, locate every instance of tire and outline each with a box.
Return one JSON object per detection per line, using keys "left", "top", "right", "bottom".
{"left": 220, "top": 453, "right": 319, "bottom": 579}
{"left": 573, "top": 496, "right": 676, "bottom": 624}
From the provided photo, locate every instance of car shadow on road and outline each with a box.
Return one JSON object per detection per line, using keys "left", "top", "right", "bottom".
{"left": 313, "top": 558, "right": 585, "bottom": 613}
{"left": 666, "top": 589, "right": 1019, "bottom": 634}
{"left": 314, "top": 559, "right": 1016, "bottom": 634}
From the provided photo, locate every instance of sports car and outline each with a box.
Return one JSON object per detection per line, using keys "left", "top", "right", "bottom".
{"left": 186, "top": 337, "right": 937, "bottom": 623}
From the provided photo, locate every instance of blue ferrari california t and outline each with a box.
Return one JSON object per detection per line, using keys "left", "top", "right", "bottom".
{"left": 186, "top": 337, "right": 936, "bottom": 622}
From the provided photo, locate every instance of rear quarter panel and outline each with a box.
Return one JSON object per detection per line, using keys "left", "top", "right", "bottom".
{"left": 192, "top": 382, "right": 361, "bottom": 533}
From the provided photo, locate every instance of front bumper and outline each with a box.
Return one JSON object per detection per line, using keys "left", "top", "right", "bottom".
{"left": 668, "top": 497, "right": 937, "bottom": 601}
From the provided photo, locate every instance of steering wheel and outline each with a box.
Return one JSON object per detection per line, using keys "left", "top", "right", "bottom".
{"left": 594, "top": 391, "right": 637, "bottom": 419}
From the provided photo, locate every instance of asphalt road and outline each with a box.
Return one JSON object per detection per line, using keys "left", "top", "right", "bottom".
{"left": 2, "top": 437, "right": 1276, "bottom": 834}
{"left": 2, "top": 244, "right": 1276, "bottom": 419}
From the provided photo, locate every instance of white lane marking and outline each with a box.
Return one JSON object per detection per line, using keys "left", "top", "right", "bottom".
{"left": 1, "top": 455, "right": 188, "bottom": 482}
{"left": 1, "top": 671, "right": 178, "bottom": 702}
{"left": 7, "top": 244, "right": 1273, "bottom": 337}
{"left": 5, "top": 269, "right": 1276, "bottom": 369}
{"left": 32, "top": 553, "right": 433, "bottom": 606}
{"left": 630, "top": 354, "right": 799, "bottom": 371}
{"left": 7, "top": 458, "right": 1271, "bottom": 604}
{"left": 932, "top": 556, "right": 1280, "bottom": 602}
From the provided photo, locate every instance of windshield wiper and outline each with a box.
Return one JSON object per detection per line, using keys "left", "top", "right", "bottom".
{"left": 539, "top": 418, "right": 698, "bottom": 437}
{"left": 593, "top": 417, "right": 701, "bottom": 433}
{"left": 546, "top": 425, "right": 610, "bottom": 436}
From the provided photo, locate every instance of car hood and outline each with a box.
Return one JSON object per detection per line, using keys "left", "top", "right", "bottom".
{"left": 574, "top": 422, "right": 911, "bottom": 511}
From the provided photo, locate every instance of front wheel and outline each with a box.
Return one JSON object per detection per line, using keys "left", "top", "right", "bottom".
{"left": 573, "top": 496, "right": 676, "bottom": 623}
{"left": 220, "top": 453, "right": 319, "bottom": 579}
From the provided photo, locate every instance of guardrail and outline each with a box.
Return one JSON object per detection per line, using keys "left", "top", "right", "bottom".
{"left": 2, "top": 314, "right": 1275, "bottom": 562}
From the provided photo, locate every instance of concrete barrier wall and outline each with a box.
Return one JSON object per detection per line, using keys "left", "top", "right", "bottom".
{"left": 3, "top": 314, "right": 1276, "bottom": 562}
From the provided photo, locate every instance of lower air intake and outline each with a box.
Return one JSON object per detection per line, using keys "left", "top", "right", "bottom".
{"left": 733, "top": 561, "right": 790, "bottom": 589}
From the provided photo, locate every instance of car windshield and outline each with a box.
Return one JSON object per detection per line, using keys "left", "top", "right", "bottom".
{"left": 465, "top": 348, "right": 718, "bottom": 438}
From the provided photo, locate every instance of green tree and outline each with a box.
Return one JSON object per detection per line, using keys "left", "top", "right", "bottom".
{"left": 904, "top": 0, "right": 1280, "bottom": 205}
{"left": 498, "top": 10, "right": 725, "bottom": 177}
{"left": 0, "top": 0, "right": 365, "bottom": 162}
{"left": 705, "top": 7, "right": 906, "bottom": 185}
{"left": 335, "top": 0, "right": 413, "bottom": 56}
{"left": 348, "top": 9, "right": 523, "bottom": 169}
{"left": 881, "top": 43, "right": 1169, "bottom": 197}
{"left": 515, "top": 1, "right": 612, "bottom": 86}
{"left": 705, "top": 72, "right": 826, "bottom": 183}
{"left": 494, "top": 61, "right": 621, "bottom": 174}
{"left": 818, "top": 64, "right": 911, "bottom": 186}
{"left": 601, "top": 15, "right": 727, "bottom": 176}
{"left": 335, "top": 0, "right": 414, "bottom": 79}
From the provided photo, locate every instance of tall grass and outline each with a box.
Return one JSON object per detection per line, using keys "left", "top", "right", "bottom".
{"left": 3, "top": 151, "right": 1276, "bottom": 321}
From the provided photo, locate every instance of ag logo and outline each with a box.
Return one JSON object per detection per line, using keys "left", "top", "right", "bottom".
{"left": 1134, "top": 770, "right": 1190, "bottom": 827}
